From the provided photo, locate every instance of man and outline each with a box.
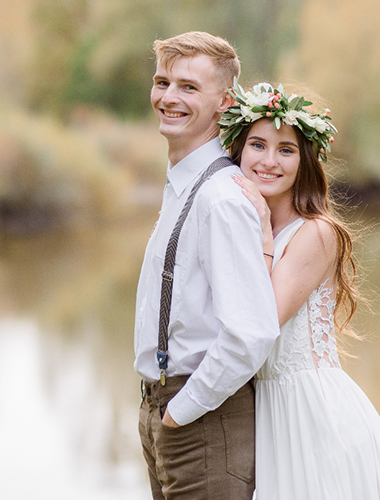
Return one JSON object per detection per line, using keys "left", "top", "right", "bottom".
{"left": 134, "top": 31, "right": 280, "bottom": 500}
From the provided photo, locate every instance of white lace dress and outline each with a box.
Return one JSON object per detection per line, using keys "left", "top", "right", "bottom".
{"left": 255, "top": 218, "right": 380, "bottom": 500}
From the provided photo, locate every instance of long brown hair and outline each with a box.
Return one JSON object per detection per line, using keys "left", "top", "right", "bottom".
{"left": 230, "top": 119, "right": 359, "bottom": 336}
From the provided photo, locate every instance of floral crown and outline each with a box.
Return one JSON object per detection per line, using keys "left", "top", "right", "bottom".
{"left": 218, "top": 78, "right": 337, "bottom": 162}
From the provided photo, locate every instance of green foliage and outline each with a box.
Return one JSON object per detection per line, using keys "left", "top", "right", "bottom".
{"left": 0, "top": 109, "right": 134, "bottom": 229}
{"left": 2, "top": 0, "right": 380, "bottom": 227}
{"left": 27, "top": 0, "right": 302, "bottom": 119}
{"left": 279, "top": 0, "right": 380, "bottom": 181}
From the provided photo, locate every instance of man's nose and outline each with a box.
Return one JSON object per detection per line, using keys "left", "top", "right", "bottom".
{"left": 161, "top": 84, "right": 180, "bottom": 104}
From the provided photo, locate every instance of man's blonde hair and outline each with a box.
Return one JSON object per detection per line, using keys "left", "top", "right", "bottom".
{"left": 153, "top": 31, "right": 240, "bottom": 88}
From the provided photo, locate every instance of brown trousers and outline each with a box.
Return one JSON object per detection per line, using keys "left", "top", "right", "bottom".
{"left": 138, "top": 375, "right": 255, "bottom": 500}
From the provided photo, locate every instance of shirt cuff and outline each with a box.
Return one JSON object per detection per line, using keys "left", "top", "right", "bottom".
{"left": 167, "top": 384, "right": 207, "bottom": 426}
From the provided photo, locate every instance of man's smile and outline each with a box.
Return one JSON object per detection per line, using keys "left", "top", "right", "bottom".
{"left": 161, "top": 109, "right": 188, "bottom": 118}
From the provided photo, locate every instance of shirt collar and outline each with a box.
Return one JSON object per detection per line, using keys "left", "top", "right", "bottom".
{"left": 167, "top": 137, "right": 229, "bottom": 198}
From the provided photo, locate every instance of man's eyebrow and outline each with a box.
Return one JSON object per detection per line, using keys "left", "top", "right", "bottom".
{"left": 153, "top": 75, "right": 201, "bottom": 87}
{"left": 153, "top": 74, "right": 167, "bottom": 81}
{"left": 177, "top": 78, "right": 200, "bottom": 87}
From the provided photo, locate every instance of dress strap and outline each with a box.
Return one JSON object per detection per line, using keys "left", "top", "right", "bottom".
{"left": 273, "top": 218, "right": 305, "bottom": 267}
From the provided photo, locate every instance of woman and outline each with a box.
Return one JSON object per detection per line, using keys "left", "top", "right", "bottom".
{"left": 219, "top": 80, "right": 380, "bottom": 499}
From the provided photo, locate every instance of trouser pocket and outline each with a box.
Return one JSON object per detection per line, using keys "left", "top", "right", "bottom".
{"left": 221, "top": 410, "right": 255, "bottom": 483}
{"left": 158, "top": 393, "right": 177, "bottom": 420}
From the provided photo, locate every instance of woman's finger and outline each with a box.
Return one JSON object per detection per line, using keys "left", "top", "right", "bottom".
{"left": 232, "top": 174, "right": 262, "bottom": 197}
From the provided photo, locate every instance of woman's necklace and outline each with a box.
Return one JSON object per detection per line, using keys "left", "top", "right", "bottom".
{"left": 273, "top": 211, "right": 296, "bottom": 238}
{"left": 287, "top": 212, "right": 295, "bottom": 225}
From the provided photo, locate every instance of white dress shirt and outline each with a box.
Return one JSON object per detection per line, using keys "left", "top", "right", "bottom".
{"left": 134, "top": 137, "right": 280, "bottom": 425}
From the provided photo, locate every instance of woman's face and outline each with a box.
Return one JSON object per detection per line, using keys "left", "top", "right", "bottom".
{"left": 240, "top": 119, "right": 300, "bottom": 203}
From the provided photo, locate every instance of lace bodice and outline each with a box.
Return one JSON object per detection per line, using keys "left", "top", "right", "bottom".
{"left": 256, "top": 218, "right": 341, "bottom": 383}
{"left": 257, "top": 278, "right": 341, "bottom": 383}
{"left": 270, "top": 302, "right": 311, "bottom": 384}
{"left": 309, "top": 281, "right": 341, "bottom": 370}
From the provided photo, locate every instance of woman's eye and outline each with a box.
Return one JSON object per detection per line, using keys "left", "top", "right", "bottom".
{"left": 281, "top": 148, "right": 293, "bottom": 154}
{"left": 251, "top": 142, "right": 264, "bottom": 150}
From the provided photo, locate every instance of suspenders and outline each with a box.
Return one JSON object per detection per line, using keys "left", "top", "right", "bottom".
{"left": 157, "top": 156, "right": 234, "bottom": 385}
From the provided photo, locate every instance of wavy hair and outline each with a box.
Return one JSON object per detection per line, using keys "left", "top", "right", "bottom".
{"left": 230, "top": 119, "right": 360, "bottom": 338}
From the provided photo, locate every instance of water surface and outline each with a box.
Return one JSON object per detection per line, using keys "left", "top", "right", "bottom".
{"left": 0, "top": 211, "right": 379, "bottom": 499}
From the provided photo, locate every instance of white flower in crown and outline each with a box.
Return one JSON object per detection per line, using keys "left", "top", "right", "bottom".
{"left": 252, "top": 82, "right": 273, "bottom": 94}
{"left": 241, "top": 105, "right": 262, "bottom": 122}
{"left": 245, "top": 83, "right": 273, "bottom": 107}
{"left": 244, "top": 91, "right": 271, "bottom": 107}
{"left": 297, "top": 111, "right": 312, "bottom": 123}
{"left": 303, "top": 115, "right": 329, "bottom": 133}
{"left": 283, "top": 95, "right": 301, "bottom": 125}
{"left": 283, "top": 109, "right": 299, "bottom": 126}
{"left": 314, "top": 116, "right": 330, "bottom": 133}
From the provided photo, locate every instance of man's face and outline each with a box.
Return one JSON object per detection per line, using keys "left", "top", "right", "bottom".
{"left": 151, "top": 54, "right": 228, "bottom": 156}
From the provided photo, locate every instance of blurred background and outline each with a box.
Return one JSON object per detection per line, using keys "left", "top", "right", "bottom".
{"left": 0, "top": 0, "right": 380, "bottom": 498}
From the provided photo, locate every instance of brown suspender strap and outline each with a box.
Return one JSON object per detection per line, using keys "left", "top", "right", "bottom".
{"left": 157, "top": 156, "right": 234, "bottom": 385}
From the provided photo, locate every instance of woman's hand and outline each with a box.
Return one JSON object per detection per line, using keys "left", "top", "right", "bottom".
{"left": 233, "top": 174, "right": 271, "bottom": 227}
{"left": 233, "top": 173, "right": 274, "bottom": 271}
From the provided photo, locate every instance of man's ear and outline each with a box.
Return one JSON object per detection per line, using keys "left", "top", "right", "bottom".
{"left": 217, "top": 90, "right": 235, "bottom": 114}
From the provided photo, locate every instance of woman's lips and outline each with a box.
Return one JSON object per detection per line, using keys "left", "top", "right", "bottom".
{"left": 255, "top": 170, "right": 281, "bottom": 180}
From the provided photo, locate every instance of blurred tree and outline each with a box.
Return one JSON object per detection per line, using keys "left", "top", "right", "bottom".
{"left": 4, "top": 0, "right": 380, "bottom": 184}
{"left": 278, "top": 0, "right": 380, "bottom": 182}
{"left": 27, "top": 0, "right": 302, "bottom": 118}
{"left": 2, "top": 0, "right": 380, "bottom": 228}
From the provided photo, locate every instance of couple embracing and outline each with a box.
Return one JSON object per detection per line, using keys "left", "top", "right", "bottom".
{"left": 134, "top": 31, "right": 380, "bottom": 500}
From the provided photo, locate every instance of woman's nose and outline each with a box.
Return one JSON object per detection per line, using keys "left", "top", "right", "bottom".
{"left": 262, "top": 152, "right": 277, "bottom": 168}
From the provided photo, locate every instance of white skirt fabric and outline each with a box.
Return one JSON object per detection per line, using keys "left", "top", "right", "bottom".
{"left": 255, "top": 367, "right": 380, "bottom": 499}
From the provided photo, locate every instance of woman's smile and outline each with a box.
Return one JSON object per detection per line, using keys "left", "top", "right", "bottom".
{"left": 254, "top": 170, "right": 282, "bottom": 181}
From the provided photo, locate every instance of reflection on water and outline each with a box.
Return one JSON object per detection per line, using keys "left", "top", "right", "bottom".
{"left": 0, "top": 211, "right": 379, "bottom": 499}
{"left": 0, "top": 217, "right": 155, "bottom": 500}
{"left": 0, "top": 318, "right": 148, "bottom": 500}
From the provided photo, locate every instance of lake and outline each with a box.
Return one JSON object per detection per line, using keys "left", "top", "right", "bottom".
{"left": 0, "top": 208, "right": 379, "bottom": 499}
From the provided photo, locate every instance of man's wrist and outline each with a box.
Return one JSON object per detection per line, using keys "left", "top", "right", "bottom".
{"left": 167, "top": 386, "right": 206, "bottom": 426}
{"left": 162, "top": 408, "right": 180, "bottom": 428}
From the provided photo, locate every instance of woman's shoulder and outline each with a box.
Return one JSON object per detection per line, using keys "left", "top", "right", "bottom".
{"left": 300, "top": 217, "right": 336, "bottom": 239}
{"left": 286, "top": 217, "right": 337, "bottom": 261}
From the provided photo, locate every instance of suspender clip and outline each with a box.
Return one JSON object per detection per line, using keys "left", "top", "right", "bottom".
{"left": 157, "top": 350, "right": 168, "bottom": 368}
{"left": 157, "top": 351, "right": 168, "bottom": 386}
{"left": 162, "top": 271, "right": 174, "bottom": 282}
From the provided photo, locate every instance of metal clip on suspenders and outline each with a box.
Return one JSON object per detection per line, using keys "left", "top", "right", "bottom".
{"left": 157, "top": 156, "right": 233, "bottom": 386}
